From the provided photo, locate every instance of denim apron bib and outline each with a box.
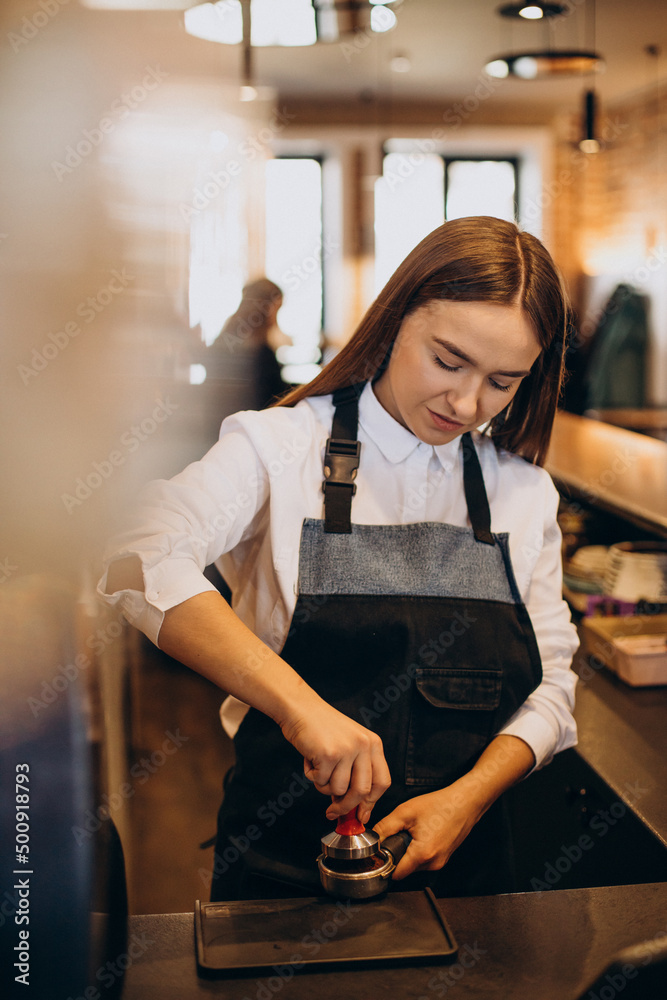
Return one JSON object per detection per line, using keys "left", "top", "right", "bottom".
{"left": 211, "top": 385, "right": 543, "bottom": 900}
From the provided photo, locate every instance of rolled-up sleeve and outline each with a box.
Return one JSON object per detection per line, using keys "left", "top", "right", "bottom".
{"left": 97, "top": 424, "right": 269, "bottom": 646}
{"left": 499, "top": 476, "right": 579, "bottom": 769}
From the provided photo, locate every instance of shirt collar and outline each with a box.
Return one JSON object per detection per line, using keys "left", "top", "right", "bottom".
{"left": 358, "top": 382, "right": 460, "bottom": 473}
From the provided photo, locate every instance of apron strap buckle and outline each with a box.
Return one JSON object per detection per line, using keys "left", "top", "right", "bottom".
{"left": 323, "top": 438, "right": 361, "bottom": 533}
{"left": 323, "top": 437, "right": 361, "bottom": 490}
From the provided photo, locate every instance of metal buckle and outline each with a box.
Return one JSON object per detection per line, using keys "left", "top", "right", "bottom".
{"left": 323, "top": 438, "right": 360, "bottom": 494}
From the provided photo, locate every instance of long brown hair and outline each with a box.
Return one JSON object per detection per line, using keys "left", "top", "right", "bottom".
{"left": 277, "top": 216, "right": 569, "bottom": 466}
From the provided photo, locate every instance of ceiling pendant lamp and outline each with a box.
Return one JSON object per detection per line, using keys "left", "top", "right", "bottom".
{"left": 579, "top": 89, "right": 601, "bottom": 153}
{"left": 497, "top": 3, "right": 568, "bottom": 18}
{"left": 485, "top": 50, "right": 603, "bottom": 80}
{"left": 184, "top": 0, "right": 397, "bottom": 47}
{"left": 484, "top": 0, "right": 605, "bottom": 80}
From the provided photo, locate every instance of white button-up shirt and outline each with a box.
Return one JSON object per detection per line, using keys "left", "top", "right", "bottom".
{"left": 99, "top": 382, "right": 579, "bottom": 768}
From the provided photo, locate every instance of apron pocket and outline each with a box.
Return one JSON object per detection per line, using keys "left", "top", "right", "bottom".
{"left": 405, "top": 667, "right": 502, "bottom": 787}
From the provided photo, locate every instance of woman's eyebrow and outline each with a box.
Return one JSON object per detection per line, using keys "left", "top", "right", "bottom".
{"left": 432, "top": 337, "right": 531, "bottom": 378}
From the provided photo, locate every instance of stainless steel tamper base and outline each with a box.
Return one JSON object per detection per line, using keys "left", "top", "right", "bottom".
{"left": 319, "top": 827, "right": 380, "bottom": 861}
{"left": 317, "top": 849, "right": 396, "bottom": 899}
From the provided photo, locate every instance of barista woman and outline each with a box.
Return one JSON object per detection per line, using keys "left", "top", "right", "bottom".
{"left": 100, "top": 216, "right": 579, "bottom": 901}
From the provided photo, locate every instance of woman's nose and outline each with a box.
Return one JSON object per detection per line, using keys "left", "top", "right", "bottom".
{"left": 445, "top": 378, "right": 480, "bottom": 420}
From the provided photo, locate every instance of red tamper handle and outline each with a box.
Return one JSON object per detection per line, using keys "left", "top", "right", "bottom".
{"left": 335, "top": 808, "right": 365, "bottom": 836}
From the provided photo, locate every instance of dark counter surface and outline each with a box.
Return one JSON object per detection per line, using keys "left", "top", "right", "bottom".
{"left": 117, "top": 602, "right": 667, "bottom": 999}
{"left": 573, "top": 652, "right": 667, "bottom": 849}
{"left": 119, "top": 883, "right": 667, "bottom": 999}
{"left": 547, "top": 411, "right": 667, "bottom": 537}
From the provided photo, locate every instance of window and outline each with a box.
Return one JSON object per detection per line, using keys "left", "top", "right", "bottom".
{"left": 375, "top": 145, "right": 519, "bottom": 293}
{"left": 265, "top": 156, "right": 324, "bottom": 383}
{"left": 444, "top": 158, "right": 518, "bottom": 223}
{"left": 374, "top": 152, "right": 445, "bottom": 295}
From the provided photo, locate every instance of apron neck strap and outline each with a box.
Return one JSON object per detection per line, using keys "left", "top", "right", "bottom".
{"left": 331, "top": 384, "right": 362, "bottom": 439}
{"left": 322, "top": 386, "right": 495, "bottom": 545}
{"left": 461, "top": 432, "right": 495, "bottom": 546}
{"left": 322, "top": 385, "right": 364, "bottom": 534}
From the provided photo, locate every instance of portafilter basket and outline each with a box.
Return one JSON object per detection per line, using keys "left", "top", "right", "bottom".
{"left": 317, "top": 810, "right": 412, "bottom": 899}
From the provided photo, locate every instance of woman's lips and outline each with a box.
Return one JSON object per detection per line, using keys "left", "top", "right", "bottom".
{"left": 427, "top": 408, "right": 464, "bottom": 432}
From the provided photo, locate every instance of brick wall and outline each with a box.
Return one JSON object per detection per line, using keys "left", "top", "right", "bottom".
{"left": 551, "top": 83, "right": 667, "bottom": 403}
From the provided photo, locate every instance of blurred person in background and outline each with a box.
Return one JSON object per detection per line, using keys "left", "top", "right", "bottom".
{"left": 200, "top": 278, "right": 289, "bottom": 446}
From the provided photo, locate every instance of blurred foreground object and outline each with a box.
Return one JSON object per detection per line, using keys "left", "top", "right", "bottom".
{"left": 0, "top": 576, "right": 127, "bottom": 998}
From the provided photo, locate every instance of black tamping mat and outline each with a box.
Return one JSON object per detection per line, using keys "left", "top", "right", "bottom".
{"left": 195, "top": 889, "right": 458, "bottom": 976}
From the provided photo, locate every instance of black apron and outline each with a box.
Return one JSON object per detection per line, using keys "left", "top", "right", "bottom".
{"left": 211, "top": 385, "right": 542, "bottom": 900}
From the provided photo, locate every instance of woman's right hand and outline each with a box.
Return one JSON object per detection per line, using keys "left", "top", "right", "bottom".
{"left": 154, "top": 591, "right": 390, "bottom": 824}
{"left": 280, "top": 699, "right": 391, "bottom": 826}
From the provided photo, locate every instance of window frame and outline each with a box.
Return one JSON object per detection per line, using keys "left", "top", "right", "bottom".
{"left": 442, "top": 155, "right": 520, "bottom": 223}
{"left": 267, "top": 152, "right": 326, "bottom": 335}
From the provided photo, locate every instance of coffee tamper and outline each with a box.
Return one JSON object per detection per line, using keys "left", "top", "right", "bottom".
{"left": 317, "top": 809, "right": 411, "bottom": 899}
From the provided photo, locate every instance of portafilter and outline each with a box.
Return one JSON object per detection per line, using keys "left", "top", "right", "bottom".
{"left": 317, "top": 810, "right": 411, "bottom": 899}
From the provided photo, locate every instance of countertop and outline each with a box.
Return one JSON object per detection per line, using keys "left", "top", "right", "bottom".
{"left": 114, "top": 646, "right": 667, "bottom": 1000}
{"left": 116, "top": 641, "right": 667, "bottom": 1000}
{"left": 546, "top": 411, "right": 667, "bottom": 537}
{"left": 118, "top": 883, "right": 667, "bottom": 999}
{"left": 547, "top": 411, "right": 667, "bottom": 840}
{"left": 572, "top": 649, "right": 667, "bottom": 849}
{"left": 592, "top": 408, "right": 667, "bottom": 440}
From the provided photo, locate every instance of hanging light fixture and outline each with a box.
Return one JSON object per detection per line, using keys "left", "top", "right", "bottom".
{"left": 485, "top": 50, "right": 603, "bottom": 80}
{"left": 497, "top": 3, "right": 567, "bottom": 18}
{"left": 183, "top": 0, "right": 398, "bottom": 100}
{"left": 184, "top": 0, "right": 397, "bottom": 46}
{"left": 579, "top": 89, "right": 600, "bottom": 153}
{"left": 577, "top": 0, "right": 601, "bottom": 152}
{"left": 484, "top": 0, "right": 605, "bottom": 79}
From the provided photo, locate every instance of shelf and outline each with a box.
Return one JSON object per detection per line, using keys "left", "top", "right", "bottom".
{"left": 547, "top": 411, "right": 667, "bottom": 538}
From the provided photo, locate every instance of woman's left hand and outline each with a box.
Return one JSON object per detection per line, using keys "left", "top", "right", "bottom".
{"left": 372, "top": 781, "right": 486, "bottom": 880}
{"left": 372, "top": 735, "right": 536, "bottom": 879}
